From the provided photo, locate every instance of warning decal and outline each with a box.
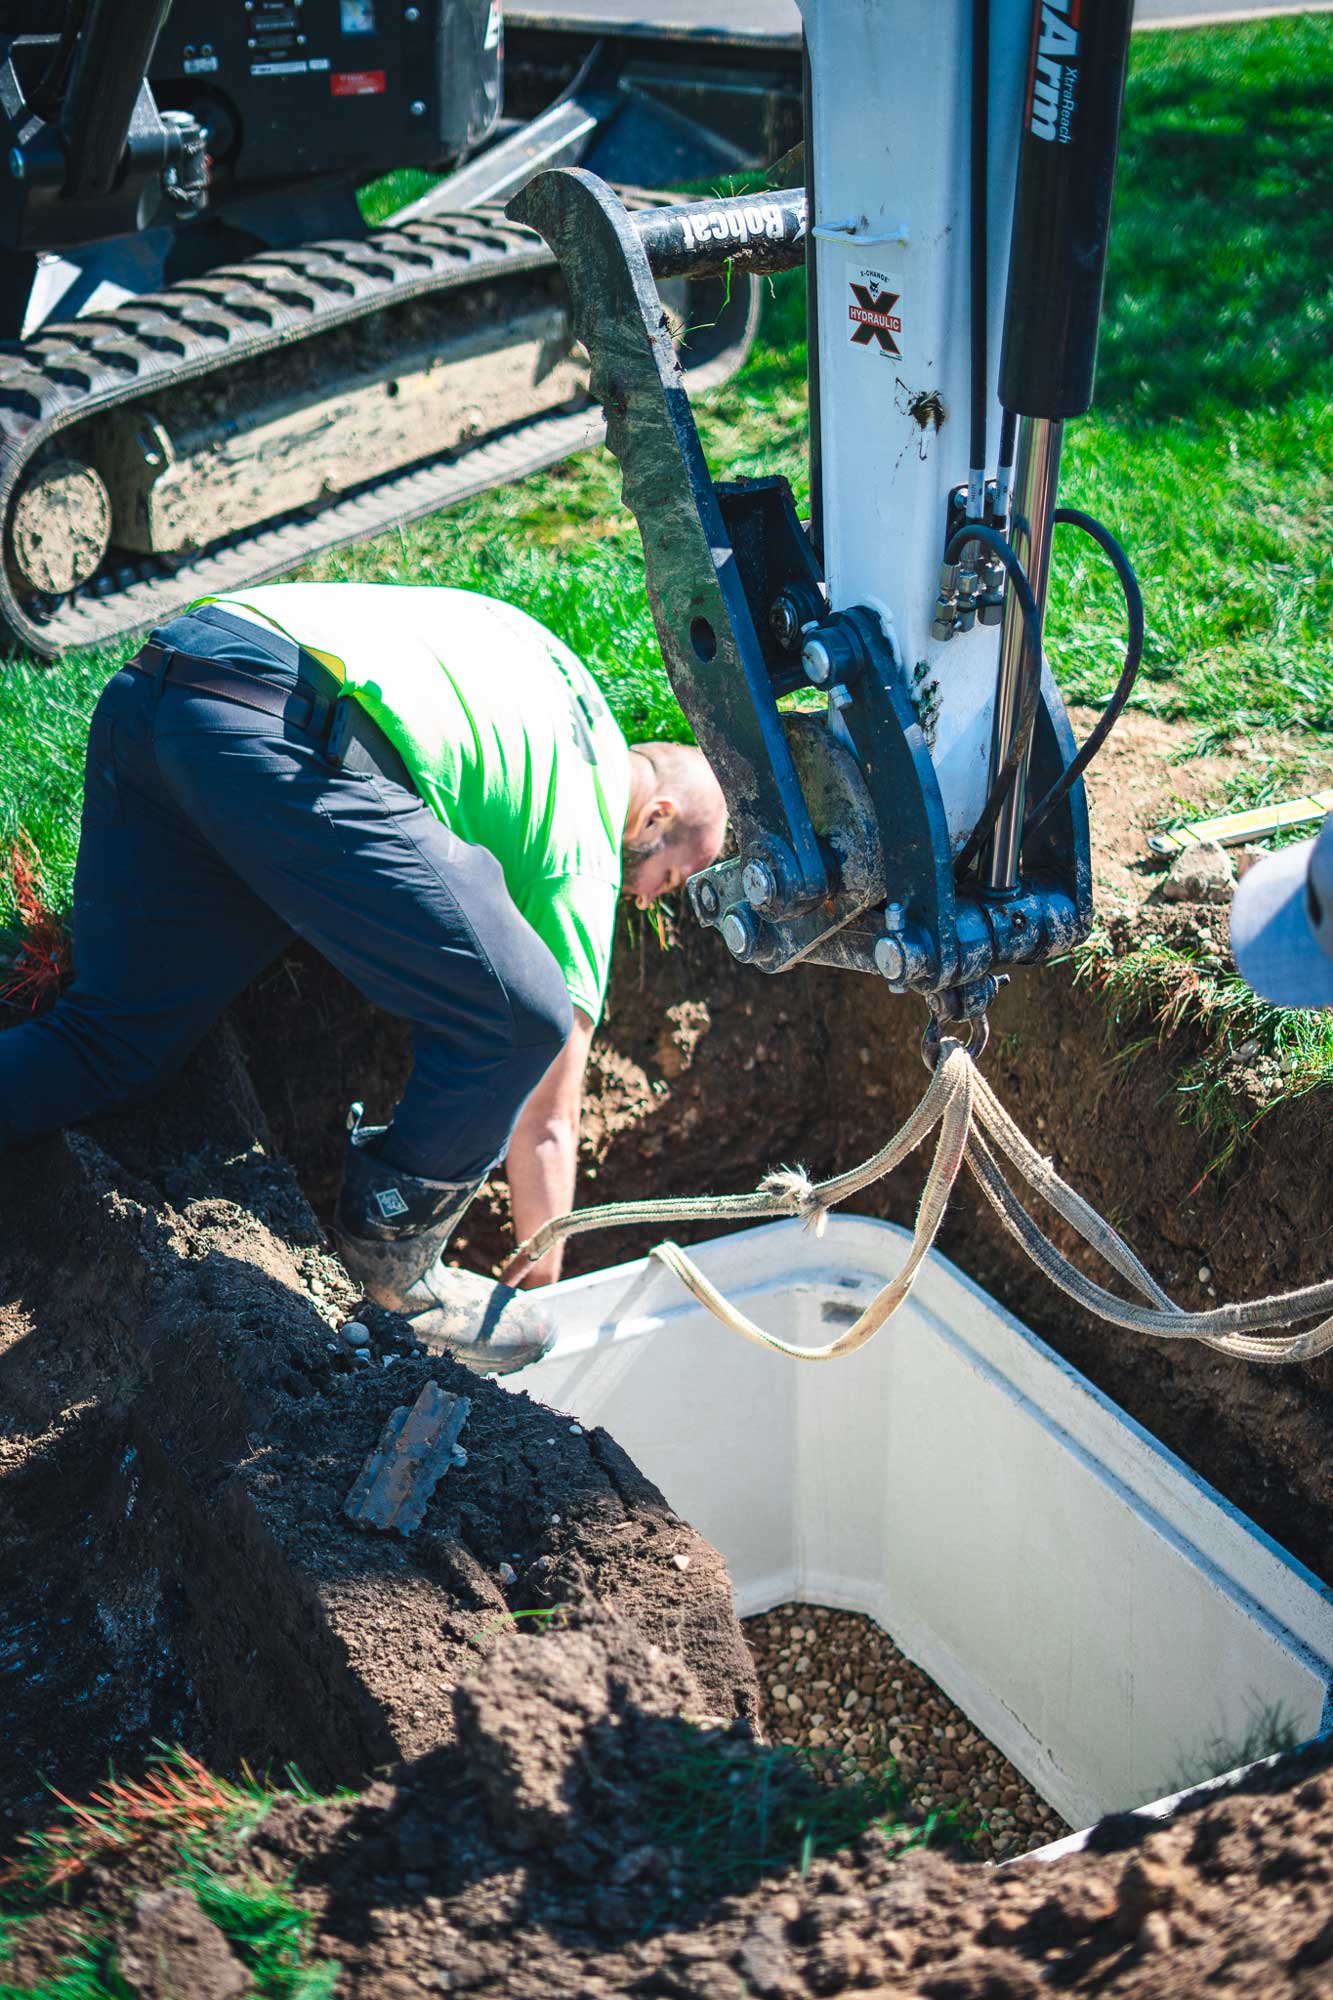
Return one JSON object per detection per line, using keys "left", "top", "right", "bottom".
{"left": 849, "top": 282, "right": 901, "bottom": 355}
{"left": 332, "top": 68, "right": 386, "bottom": 95}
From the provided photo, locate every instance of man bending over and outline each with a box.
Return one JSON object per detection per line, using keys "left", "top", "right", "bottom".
{"left": 0, "top": 584, "right": 727, "bottom": 1370}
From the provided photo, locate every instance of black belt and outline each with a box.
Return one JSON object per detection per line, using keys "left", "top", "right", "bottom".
{"left": 131, "top": 640, "right": 417, "bottom": 793}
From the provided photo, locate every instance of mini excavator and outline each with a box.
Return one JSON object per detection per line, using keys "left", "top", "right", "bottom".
{"left": 9, "top": 0, "right": 1141, "bottom": 1049}
{"left": 0, "top": 0, "right": 801, "bottom": 658}
{"left": 512, "top": 0, "right": 1141, "bottom": 1048}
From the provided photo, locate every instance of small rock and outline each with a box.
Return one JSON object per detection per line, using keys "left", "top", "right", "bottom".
{"left": 1161, "top": 839, "right": 1234, "bottom": 905}
{"left": 341, "top": 1320, "right": 372, "bottom": 1347}
{"left": 673, "top": 1552, "right": 692, "bottom": 1571}
{"left": 1137, "top": 1912, "right": 1173, "bottom": 1954}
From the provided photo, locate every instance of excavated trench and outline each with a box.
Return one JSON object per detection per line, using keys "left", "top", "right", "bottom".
{"left": 4, "top": 799, "right": 1333, "bottom": 1990}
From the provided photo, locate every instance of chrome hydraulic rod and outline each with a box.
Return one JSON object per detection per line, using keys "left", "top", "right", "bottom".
{"left": 982, "top": 412, "right": 1062, "bottom": 895}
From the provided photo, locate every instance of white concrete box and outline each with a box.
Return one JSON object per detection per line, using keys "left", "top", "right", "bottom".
{"left": 512, "top": 1216, "right": 1333, "bottom": 1831}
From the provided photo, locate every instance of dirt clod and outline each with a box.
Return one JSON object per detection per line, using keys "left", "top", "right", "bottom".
{"left": 115, "top": 1888, "right": 249, "bottom": 2000}
{"left": 453, "top": 1620, "right": 704, "bottom": 1852}
{"left": 1159, "top": 839, "right": 1234, "bottom": 904}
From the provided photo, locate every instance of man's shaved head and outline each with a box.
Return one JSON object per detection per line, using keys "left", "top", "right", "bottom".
{"left": 622, "top": 741, "right": 728, "bottom": 908}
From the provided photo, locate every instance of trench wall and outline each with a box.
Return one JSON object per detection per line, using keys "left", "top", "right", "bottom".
{"left": 234, "top": 932, "right": 1333, "bottom": 1591}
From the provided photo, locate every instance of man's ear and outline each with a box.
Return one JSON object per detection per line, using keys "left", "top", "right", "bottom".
{"left": 640, "top": 794, "right": 679, "bottom": 839}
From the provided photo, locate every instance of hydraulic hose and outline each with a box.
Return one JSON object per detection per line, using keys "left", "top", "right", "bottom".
{"left": 994, "top": 408, "right": 1017, "bottom": 525}
{"left": 946, "top": 522, "right": 1043, "bottom": 881}
{"left": 1022, "top": 507, "right": 1144, "bottom": 838}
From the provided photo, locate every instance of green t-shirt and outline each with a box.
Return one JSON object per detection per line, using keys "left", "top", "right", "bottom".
{"left": 201, "top": 584, "right": 631, "bottom": 1022}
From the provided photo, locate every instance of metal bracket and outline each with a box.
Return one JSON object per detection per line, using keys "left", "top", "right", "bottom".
{"left": 508, "top": 167, "right": 828, "bottom": 906}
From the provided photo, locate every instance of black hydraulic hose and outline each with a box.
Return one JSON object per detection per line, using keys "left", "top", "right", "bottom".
{"left": 968, "top": 0, "right": 990, "bottom": 517}
{"left": 947, "top": 523, "right": 1043, "bottom": 881}
{"left": 1022, "top": 507, "right": 1144, "bottom": 838}
{"left": 994, "top": 407, "right": 1017, "bottom": 523}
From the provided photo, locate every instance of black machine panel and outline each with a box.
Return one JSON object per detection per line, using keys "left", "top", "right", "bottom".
{"left": 148, "top": 0, "right": 501, "bottom": 188}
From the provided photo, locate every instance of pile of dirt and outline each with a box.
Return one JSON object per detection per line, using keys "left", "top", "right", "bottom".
{"left": 5, "top": 707, "right": 1333, "bottom": 1990}
{"left": 4, "top": 1620, "right": 1332, "bottom": 1998}
{"left": 0, "top": 1025, "right": 755, "bottom": 1847}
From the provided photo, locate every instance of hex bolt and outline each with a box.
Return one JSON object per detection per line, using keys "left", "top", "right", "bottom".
{"left": 828, "top": 683, "right": 853, "bottom": 712}
{"left": 955, "top": 562, "right": 978, "bottom": 634}
{"left": 883, "top": 901, "right": 906, "bottom": 933}
{"left": 741, "top": 857, "right": 779, "bottom": 911}
{"left": 801, "top": 634, "right": 836, "bottom": 687}
{"left": 875, "top": 922, "right": 933, "bottom": 991}
{"left": 874, "top": 935, "right": 907, "bottom": 985}
{"left": 410, "top": 99, "right": 427, "bottom": 115}
{"left": 801, "top": 619, "right": 866, "bottom": 693}
{"left": 932, "top": 560, "right": 961, "bottom": 642}
{"left": 694, "top": 877, "right": 721, "bottom": 919}
{"left": 720, "top": 907, "right": 760, "bottom": 961}
{"left": 977, "top": 555, "right": 1007, "bottom": 626}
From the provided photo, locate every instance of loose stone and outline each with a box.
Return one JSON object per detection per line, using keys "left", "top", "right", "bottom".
{"left": 744, "top": 1602, "right": 1070, "bottom": 1862}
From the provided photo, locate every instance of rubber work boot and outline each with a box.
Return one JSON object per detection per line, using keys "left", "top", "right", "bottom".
{"left": 333, "top": 1129, "right": 554, "bottom": 1376}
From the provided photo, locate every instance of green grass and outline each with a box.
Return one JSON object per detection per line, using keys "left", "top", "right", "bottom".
{"left": 0, "top": 1753, "right": 338, "bottom": 2000}
{"left": 639, "top": 1726, "right": 955, "bottom": 1907}
{"left": 1, "top": 15, "right": 1330, "bottom": 1134}
{"left": 1076, "top": 927, "right": 1333, "bottom": 1176}
{"left": 0, "top": 1734, "right": 956, "bottom": 1988}
{"left": 1051, "top": 16, "right": 1333, "bottom": 749}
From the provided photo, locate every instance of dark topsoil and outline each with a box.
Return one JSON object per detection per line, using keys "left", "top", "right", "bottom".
{"left": 3, "top": 708, "right": 1333, "bottom": 1994}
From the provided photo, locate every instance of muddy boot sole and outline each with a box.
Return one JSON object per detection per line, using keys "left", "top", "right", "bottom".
{"left": 404, "top": 1266, "right": 556, "bottom": 1376}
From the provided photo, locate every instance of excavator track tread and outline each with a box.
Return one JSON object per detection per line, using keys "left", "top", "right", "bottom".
{"left": 0, "top": 207, "right": 599, "bottom": 661}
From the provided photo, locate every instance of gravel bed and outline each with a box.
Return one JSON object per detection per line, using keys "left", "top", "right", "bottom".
{"left": 744, "top": 1602, "right": 1070, "bottom": 1861}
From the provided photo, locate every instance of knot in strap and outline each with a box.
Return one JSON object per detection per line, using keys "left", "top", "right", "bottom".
{"left": 758, "top": 1165, "right": 831, "bottom": 1237}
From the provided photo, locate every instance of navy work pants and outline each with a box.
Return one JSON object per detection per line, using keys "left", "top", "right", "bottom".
{"left": 0, "top": 607, "right": 572, "bottom": 1180}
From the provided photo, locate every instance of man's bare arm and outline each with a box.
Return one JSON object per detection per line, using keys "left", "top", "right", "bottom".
{"left": 500, "top": 1006, "right": 596, "bottom": 1289}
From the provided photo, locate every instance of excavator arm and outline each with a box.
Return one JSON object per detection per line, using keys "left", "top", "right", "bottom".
{"left": 511, "top": 0, "right": 1140, "bottom": 1046}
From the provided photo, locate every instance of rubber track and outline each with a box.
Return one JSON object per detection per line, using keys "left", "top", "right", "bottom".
{"left": 0, "top": 208, "right": 591, "bottom": 661}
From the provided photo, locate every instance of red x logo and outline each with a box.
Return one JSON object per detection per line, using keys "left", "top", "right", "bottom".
{"left": 849, "top": 283, "right": 901, "bottom": 354}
